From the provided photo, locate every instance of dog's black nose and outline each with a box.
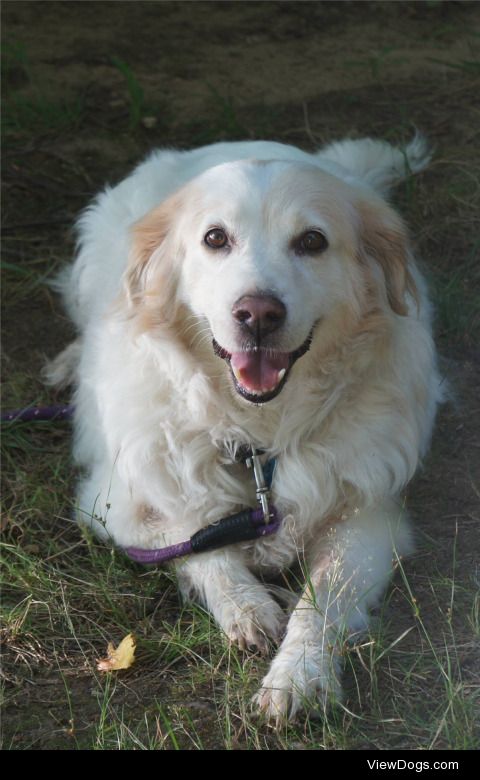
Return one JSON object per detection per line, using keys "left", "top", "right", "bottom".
{"left": 232, "top": 293, "right": 286, "bottom": 341}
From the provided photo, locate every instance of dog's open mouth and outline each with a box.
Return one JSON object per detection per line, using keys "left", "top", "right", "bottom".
{"left": 212, "top": 333, "right": 313, "bottom": 403}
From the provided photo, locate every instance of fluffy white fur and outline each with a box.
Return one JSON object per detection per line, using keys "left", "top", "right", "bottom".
{"left": 51, "top": 136, "right": 443, "bottom": 723}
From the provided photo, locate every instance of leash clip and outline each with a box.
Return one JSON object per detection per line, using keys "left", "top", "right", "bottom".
{"left": 246, "top": 445, "right": 272, "bottom": 524}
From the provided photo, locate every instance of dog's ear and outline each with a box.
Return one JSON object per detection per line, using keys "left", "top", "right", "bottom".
{"left": 121, "top": 193, "right": 182, "bottom": 327}
{"left": 357, "top": 196, "right": 418, "bottom": 316}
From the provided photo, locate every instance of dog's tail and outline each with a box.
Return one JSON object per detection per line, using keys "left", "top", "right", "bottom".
{"left": 43, "top": 339, "right": 81, "bottom": 389}
{"left": 317, "top": 133, "right": 431, "bottom": 195}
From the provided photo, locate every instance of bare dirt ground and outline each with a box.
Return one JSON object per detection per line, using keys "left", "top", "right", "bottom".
{"left": 2, "top": 0, "right": 479, "bottom": 750}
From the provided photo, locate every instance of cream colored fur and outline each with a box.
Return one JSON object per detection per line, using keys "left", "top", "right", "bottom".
{"left": 51, "top": 136, "right": 442, "bottom": 723}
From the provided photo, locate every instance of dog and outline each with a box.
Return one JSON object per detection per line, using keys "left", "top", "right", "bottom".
{"left": 50, "top": 136, "right": 443, "bottom": 723}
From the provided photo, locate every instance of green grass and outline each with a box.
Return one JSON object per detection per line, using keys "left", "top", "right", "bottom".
{"left": 2, "top": 440, "right": 478, "bottom": 750}
{"left": 110, "top": 56, "right": 146, "bottom": 130}
{"left": 1, "top": 254, "right": 64, "bottom": 308}
{"left": 4, "top": 91, "right": 84, "bottom": 136}
{"left": 428, "top": 58, "right": 480, "bottom": 75}
{"left": 346, "top": 47, "right": 408, "bottom": 80}
{"left": 182, "top": 84, "right": 249, "bottom": 145}
{"left": 3, "top": 45, "right": 151, "bottom": 138}
{"left": 2, "top": 42, "right": 84, "bottom": 136}
{"left": 432, "top": 242, "right": 480, "bottom": 343}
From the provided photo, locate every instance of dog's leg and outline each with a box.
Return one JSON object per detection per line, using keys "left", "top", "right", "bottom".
{"left": 176, "top": 549, "right": 286, "bottom": 653}
{"left": 254, "top": 501, "right": 412, "bottom": 723}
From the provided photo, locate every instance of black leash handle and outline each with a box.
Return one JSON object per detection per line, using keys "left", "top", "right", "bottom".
{"left": 190, "top": 507, "right": 278, "bottom": 554}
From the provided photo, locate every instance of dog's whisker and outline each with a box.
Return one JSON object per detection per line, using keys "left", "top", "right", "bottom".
{"left": 189, "top": 330, "right": 214, "bottom": 351}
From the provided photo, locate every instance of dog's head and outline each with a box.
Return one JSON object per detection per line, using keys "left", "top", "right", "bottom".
{"left": 122, "top": 159, "right": 416, "bottom": 404}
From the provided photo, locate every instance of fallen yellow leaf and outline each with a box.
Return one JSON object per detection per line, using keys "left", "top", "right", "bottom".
{"left": 97, "top": 633, "right": 136, "bottom": 672}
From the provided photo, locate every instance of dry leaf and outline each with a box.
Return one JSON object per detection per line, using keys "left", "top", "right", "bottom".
{"left": 97, "top": 633, "right": 136, "bottom": 672}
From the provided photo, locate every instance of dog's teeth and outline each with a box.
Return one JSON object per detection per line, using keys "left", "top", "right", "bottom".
{"left": 232, "top": 365, "right": 242, "bottom": 382}
{"left": 278, "top": 368, "right": 286, "bottom": 382}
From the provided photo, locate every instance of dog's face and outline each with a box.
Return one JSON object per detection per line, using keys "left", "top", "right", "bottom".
{"left": 125, "top": 160, "right": 414, "bottom": 404}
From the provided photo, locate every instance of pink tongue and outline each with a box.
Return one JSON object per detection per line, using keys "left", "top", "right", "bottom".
{"left": 230, "top": 351, "right": 290, "bottom": 393}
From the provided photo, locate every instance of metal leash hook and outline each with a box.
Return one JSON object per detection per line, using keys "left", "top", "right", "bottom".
{"left": 246, "top": 445, "right": 273, "bottom": 523}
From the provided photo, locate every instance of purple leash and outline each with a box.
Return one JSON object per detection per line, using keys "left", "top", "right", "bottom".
{"left": 1, "top": 403, "right": 74, "bottom": 423}
{"left": 2, "top": 403, "right": 282, "bottom": 564}
{"left": 125, "top": 506, "right": 280, "bottom": 564}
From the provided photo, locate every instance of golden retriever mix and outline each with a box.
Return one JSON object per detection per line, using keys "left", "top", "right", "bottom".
{"left": 50, "top": 137, "right": 443, "bottom": 723}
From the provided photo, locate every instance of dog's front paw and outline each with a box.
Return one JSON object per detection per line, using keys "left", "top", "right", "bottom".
{"left": 253, "top": 649, "right": 343, "bottom": 724}
{"left": 222, "top": 593, "right": 286, "bottom": 655}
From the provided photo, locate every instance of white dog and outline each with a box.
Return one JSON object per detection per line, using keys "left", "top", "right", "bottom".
{"left": 50, "top": 136, "right": 443, "bottom": 723}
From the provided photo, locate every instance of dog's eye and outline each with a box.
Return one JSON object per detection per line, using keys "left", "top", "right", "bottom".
{"left": 295, "top": 230, "right": 328, "bottom": 255}
{"left": 204, "top": 228, "right": 228, "bottom": 249}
